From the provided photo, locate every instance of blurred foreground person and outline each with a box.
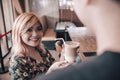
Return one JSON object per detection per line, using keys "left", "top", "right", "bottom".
{"left": 38, "top": 0, "right": 120, "bottom": 80}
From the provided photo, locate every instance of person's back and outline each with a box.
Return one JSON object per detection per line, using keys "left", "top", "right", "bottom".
{"left": 37, "top": 0, "right": 120, "bottom": 80}
{"left": 38, "top": 51, "right": 120, "bottom": 80}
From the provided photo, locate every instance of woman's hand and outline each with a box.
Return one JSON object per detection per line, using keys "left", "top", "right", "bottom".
{"left": 46, "top": 61, "right": 73, "bottom": 74}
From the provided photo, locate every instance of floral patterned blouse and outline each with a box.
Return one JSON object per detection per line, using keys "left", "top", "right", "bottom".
{"left": 9, "top": 48, "right": 55, "bottom": 80}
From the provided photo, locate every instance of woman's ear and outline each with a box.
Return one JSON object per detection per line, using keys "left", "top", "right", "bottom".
{"left": 83, "top": 0, "right": 92, "bottom": 6}
{"left": 87, "top": 0, "right": 92, "bottom": 5}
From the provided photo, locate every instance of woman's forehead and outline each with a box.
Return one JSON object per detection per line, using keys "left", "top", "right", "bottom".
{"left": 27, "top": 22, "right": 41, "bottom": 29}
{"left": 32, "top": 22, "right": 41, "bottom": 27}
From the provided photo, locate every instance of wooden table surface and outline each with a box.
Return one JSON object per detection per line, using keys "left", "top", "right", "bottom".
{"left": 67, "top": 27, "right": 97, "bottom": 60}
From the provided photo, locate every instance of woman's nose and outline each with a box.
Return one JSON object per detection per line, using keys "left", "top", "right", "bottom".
{"left": 32, "top": 31, "right": 38, "bottom": 36}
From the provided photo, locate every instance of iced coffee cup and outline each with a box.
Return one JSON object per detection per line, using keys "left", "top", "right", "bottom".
{"left": 64, "top": 41, "right": 80, "bottom": 62}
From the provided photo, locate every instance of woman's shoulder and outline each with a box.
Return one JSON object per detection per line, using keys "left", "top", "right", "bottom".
{"left": 10, "top": 53, "right": 26, "bottom": 62}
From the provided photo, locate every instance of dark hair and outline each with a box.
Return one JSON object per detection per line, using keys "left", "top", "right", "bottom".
{"left": 116, "top": 0, "right": 120, "bottom": 1}
{"left": 113, "top": 0, "right": 120, "bottom": 3}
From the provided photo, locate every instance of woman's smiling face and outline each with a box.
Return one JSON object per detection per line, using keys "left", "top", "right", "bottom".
{"left": 21, "top": 23, "right": 43, "bottom": 47}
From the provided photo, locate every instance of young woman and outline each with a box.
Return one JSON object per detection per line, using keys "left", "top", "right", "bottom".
{"left": 9, "top": 13, "right": 55, "bottom": 80}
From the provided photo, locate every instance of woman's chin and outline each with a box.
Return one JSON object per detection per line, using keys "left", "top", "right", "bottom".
{"left": 29, "top": 42, "right": 39, "bottom": 47}
{"left": 27, "top": 40, "right": 41, "bottom": 47}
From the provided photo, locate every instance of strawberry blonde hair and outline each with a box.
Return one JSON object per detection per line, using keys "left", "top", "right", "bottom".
{"left": 11, "top": 13, "right": 46, "bottom": 55}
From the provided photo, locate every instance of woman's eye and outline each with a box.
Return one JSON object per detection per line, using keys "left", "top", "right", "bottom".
{"left": 37, "top": 26, "right": 42, "bottom": 31}
{"left": 27, "top": 28, "right": 32, "bottom": 32}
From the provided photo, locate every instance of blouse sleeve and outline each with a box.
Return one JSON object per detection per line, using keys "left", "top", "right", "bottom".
{"left": 46, "top": 48, "right": 55, "bottom": 61}
{"left": 9, "top": 56, "right": 31, "bottom": 80}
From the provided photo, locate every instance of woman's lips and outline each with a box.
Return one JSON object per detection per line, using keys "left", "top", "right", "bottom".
{"left": 30, "top": 38, "right": 39, "bottom": 42}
